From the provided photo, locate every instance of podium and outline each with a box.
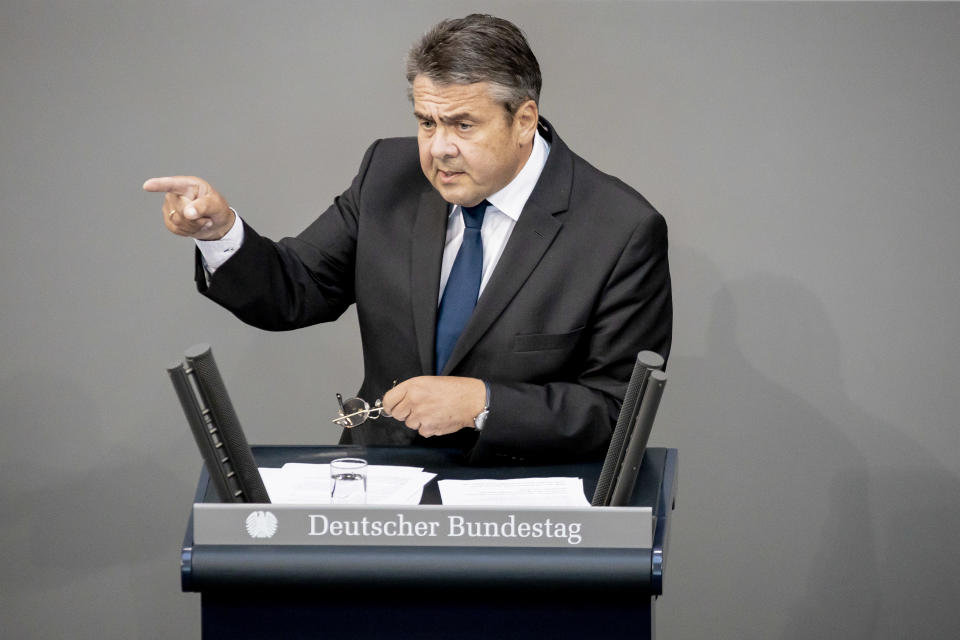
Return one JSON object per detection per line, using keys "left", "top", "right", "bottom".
{"left": 181, "top": 445, "right": 678, "bottom": 639}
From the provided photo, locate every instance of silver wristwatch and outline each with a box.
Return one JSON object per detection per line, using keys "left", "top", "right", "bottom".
{"left": 474, "top": 381, "right": 491, "bottom": 431}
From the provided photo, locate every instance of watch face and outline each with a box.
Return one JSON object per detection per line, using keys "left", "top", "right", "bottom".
{"left": 474, "top": 409, "right": 489, "bottom": 430}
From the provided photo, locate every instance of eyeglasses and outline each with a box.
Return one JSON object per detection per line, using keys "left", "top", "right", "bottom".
{"left": 331, "top": 381, "right": 397, "bottom": 428}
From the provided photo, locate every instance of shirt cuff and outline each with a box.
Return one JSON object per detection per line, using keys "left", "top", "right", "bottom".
{"left": 195, "top": 208, "right": 244, "bottom": 274}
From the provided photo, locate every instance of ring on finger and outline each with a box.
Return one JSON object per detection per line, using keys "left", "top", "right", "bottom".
{"left": 168, "top": 209, "right": 177, "bottom": 219}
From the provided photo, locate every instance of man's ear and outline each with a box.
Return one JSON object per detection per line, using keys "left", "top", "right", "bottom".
{"left": 514, "top": 99, "right": 539, "bottom": 145}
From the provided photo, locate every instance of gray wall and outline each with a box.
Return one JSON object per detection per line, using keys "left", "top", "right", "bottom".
{"left": 2, "top": 2, "right": 958, "bottom": 638}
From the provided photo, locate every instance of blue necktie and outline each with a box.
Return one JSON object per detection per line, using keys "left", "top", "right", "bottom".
{"left": 435, "top": 201, "right": 488, "bottom": 374}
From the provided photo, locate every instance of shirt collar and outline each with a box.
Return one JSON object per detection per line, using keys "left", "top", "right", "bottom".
{"left": 450, "top": 130, "right": 551, "bottom": 222}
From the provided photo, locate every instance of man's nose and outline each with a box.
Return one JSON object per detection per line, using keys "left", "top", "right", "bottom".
{"left": 430, "top": 127, "right": 458, "bottom": 159}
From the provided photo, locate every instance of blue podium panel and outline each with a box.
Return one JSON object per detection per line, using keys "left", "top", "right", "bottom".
{"left": 182, "top": 446, "right": 677, "bottom": 640}
{"left": 202, "top": 592, "right": 653, "bottom": 640}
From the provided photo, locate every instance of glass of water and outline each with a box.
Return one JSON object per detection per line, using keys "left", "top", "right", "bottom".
{"left": 330, "top": 458, "right": 367, "bottom": 504}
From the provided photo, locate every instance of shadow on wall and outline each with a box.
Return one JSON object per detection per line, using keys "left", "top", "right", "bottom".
{"left": 660, "top": 248, "right": 960, "bottom": 639}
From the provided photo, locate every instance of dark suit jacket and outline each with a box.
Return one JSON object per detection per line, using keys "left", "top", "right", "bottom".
{"left": 198, "top": 119, "right": 671, "bottom": 464}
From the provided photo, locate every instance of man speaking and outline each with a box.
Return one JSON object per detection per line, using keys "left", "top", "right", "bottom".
{"left": 144, "top": 14, "right": 672, "bottom": 464}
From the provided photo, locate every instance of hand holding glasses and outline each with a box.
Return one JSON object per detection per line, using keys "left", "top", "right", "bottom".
{"left": 331, "top": 380, "right": 397, "bottom": 428}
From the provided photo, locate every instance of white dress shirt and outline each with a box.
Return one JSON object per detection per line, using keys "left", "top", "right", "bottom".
{"left": 197, "top": 131, "right": 551, "bottom": 293}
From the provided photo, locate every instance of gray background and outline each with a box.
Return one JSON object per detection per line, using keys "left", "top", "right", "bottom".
{"left": 1, "top": 1, "right": 958, "bottom": 638}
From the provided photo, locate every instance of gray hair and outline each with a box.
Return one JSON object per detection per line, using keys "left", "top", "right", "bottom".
{"left": 406, "top": 14, "right": 542, "bottom": 116}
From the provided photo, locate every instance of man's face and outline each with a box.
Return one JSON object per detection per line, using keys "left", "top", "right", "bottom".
{"left": 413, "top": 76, "right": 535, "bottom": 207}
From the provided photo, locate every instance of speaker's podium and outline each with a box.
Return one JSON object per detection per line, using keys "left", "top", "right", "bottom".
{"left": 181, "top": 445, "right": 678, "bottom": 639}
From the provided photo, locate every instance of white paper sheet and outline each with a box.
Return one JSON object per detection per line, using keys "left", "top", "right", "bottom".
{"left": 437, "top": 477, "right": 591, "bottom": 507}
{"left": 258, "top": 463, "right": 436, "bottom": 505}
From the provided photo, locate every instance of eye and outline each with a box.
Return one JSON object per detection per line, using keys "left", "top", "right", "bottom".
{"left": 457, "top": 122, "right": 473, "bottom": 131}
{"left": 419, "top": 120, "right": 435, "bottom": 130}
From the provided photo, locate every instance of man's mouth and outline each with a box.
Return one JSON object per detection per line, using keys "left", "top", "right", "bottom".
{"left": 437, "top": 169, "right": 464, "bottom": 183}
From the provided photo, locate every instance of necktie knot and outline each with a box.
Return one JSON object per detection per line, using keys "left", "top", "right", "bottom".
{"left": 461, "top": 200, "right": 488, "bottom": 229}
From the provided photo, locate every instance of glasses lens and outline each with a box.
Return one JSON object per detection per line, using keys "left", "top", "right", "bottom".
{"left": 340, "top": 397, "right": 371, "bottom": 427}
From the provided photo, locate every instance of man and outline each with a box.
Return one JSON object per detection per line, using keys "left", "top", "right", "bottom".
{"left": 144, "top": 14, "right": 671, "bottom": 464}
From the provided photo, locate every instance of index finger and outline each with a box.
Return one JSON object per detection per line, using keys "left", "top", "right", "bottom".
{"left": 142, "top": 176, "right": 201, "bottom": 199}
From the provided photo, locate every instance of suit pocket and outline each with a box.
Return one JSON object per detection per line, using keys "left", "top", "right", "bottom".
{"left": 513, "top": 326, "right": 585, "bottom": 353}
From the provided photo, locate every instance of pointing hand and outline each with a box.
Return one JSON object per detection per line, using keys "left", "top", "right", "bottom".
{"left": 143, "top": 175, "right": 234, "bottom": 240}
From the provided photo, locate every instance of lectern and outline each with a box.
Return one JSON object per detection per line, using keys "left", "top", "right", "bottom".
{"left": 181, "top": 445, "right": 677, "bottom": 639}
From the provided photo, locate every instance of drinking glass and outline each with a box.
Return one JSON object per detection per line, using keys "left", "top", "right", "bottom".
{"left": 330, "top": 458, "right": 367, "bottom": 504}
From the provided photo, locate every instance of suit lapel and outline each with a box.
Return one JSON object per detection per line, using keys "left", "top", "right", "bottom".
{"left": 440, "top": 121, "right": 574, "bottom": 375}
{"left": 411, "top": 187, "right": 449, "bottom": 375}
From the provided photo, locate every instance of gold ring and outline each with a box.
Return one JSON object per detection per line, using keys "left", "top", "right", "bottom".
{"left": 169, "top": 209, "right": 176, "bottom": 219}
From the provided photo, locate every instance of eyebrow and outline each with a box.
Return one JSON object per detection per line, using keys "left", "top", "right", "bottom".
{"left": 413, "top": 110, "right": 476, "bottom": 124}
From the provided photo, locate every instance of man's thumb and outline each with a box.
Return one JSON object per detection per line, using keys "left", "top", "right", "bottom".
{"left": 184, "top": 195, "right": 221, "bottom": 221}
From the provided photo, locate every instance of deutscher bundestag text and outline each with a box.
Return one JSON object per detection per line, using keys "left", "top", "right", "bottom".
{"left": 308, "top": 513, "right": 583, "bottom": 545}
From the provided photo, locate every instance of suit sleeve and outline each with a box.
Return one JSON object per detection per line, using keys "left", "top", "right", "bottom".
{"left": 471, "top": 212, "right": 672, "bottom": 464}
{"left": 196, "top": 141, "right": 382, "bottom": 330}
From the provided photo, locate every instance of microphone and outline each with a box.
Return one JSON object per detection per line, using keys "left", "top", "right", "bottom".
{"left": 592, "top": 351, "right": 664, "bottom": 507}
{"left": 167, "top": 344, "right": 270, "bottom": 503}
{"left": 607, "top": 369, "right": 667, "bottom": 506}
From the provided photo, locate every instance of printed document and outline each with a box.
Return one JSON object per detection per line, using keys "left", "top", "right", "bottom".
{"left": 259, "top": 463, "right": 435, "bottom": 505}
{"left": 438, "top": 477, "right": 591, "bottom": 507}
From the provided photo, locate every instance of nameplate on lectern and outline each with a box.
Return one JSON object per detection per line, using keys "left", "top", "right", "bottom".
{"left": 193, "top": 504, "right": 653, "bottom": 549}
